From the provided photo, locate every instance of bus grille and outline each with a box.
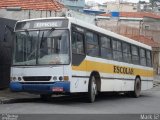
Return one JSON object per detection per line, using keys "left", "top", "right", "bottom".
{"left": 23, "top": 76, "right": 51, "bottom": 81}
{"left": 22, "top": 84, "right": 50, "bottom": 91}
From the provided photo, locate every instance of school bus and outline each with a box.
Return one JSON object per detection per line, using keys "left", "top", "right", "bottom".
{"left": 10, "top": 17, "right": 153, "bottom": 102}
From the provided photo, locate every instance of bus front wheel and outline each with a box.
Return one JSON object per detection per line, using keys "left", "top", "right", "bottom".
{"left": 87, "top": 75, "right": 97, "bottom": 103}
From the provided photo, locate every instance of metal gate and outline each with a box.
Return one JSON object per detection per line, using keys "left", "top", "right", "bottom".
{"left": 0, "top": 17, "right": 16, "bottom": 89}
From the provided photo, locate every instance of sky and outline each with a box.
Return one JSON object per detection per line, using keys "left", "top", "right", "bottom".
{"left": 85, "top": 0, "right": 150, "bottom": 4}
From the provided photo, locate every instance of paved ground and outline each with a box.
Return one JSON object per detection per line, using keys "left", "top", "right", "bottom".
{"left": 0, "top": 81, "right": 160, "bottom": 114}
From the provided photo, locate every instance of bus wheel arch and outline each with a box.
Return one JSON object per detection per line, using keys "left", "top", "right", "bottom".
{"left": 136, "top": 75, "right": 141, "bottom": 81}
{"left": 90, "top": 71, "right": 101, "bottom": 92}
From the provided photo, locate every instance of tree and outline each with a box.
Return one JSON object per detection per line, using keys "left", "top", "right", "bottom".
{"left": 150, "top": 0, "right": 160, "bottom": 8}
{"left": 150, "top": 0, "right": 160, "bottom": 4}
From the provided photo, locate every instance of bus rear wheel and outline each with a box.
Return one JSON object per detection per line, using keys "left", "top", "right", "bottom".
{"left": 87, "top": 75, "right": 97, "bottom": 103}
{"left": 131, "top": 77, "right": 141, "bottom": 98}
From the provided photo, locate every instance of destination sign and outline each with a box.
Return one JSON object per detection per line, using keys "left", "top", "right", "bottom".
{"left": 15, "top": 19, "right": 68, "bottom": 30}
{"left": 34, "top": 21, "right": 62, "bottom": 28}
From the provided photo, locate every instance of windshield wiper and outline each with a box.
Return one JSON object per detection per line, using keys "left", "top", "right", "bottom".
{"left": 40, "top": 28, "right": 55, "bottom": 48}
{"left": 24, "top": 29, "right": 29, "bottom": 36}
{"left": 40, "top": 31, "right": 44, "bottom": 48}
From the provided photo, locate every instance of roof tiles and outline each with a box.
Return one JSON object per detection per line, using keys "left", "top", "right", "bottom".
{"left": 100, "top": 12, "right": 160, "bottom": 19}
{"left": 0, "top": 0, "right": 64, "bottom": 11}
{"left": 124, "top": 35, "right": 160, "bottom": 47}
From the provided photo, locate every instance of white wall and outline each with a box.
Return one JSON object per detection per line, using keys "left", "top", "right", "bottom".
{"left": 0, "top": 9, "right": 66, "bottom": 20}
{"left": 66, "top": 10, "right": 96, "bottom": 25}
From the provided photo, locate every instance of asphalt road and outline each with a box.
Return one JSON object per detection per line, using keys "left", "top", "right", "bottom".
{"left": 0, "top": 86, "right": 160, "bottom": 114}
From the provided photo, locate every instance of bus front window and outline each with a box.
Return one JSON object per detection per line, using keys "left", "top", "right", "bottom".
{"left": 13, "top": 31, "right": 38, "bottom": 65}
{"left": 38, "top": 30, "right": 69, "bottom": 64}
{"left": 13, "top": 29, "right": 69, "bottom": 65}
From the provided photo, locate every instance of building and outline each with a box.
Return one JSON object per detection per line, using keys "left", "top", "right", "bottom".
{"left": 137, "top": 1, "right": 152, "bottom": 12}
{"left": 97, "top": 12, "right": 160, "bottom": 42}
{"left": 103, "top": 1, "right": 137, "bottom": 12}
{"left": 87, "top": 1, "right": 138, "bottom": 12}
{"left": 0, "top": 0, "right": 65, "bottom": 20}
{"left": 57, "top": 0, "right": 85, "bottom": 11}
{"left": 97, "top": 12, "right": 160, "bottom": 75}
{"left": 0, "top": 17, "right": 16, "bottom": 89}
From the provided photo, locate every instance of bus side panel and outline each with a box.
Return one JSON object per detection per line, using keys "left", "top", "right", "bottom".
{"left": 70, "top": 76, "right": 89, "bottom": 93}
{"left": 101, "top": 79, "right": 122, "bottom": 91}
{"left": 100, "top": 79, "right": 114, "bottom": 91}
{"left": 122, "top": 81, "right": 134, "bottom": 91}
{"left": 100, "top": 79, "right": 135, "bottom": 92}
{"left": 71, "top": 66, "right": 89, "bottom": 93}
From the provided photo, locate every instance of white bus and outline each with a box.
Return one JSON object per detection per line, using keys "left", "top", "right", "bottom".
{"left": 10, "top": 17, "right": 153, "bottom": 102}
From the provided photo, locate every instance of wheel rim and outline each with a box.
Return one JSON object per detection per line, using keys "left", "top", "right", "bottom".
{"left": 91, "top": 76, "right": 97, "bottom": 97}
{"left": 135, "top": 78, "right": 141, "bottom": 97}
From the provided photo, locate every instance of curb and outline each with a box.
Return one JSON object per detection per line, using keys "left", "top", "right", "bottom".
{"left": 0, "top": 97, "right": 40, "bottom": 104}
{"left": 0, "top": 97, "right": 16, "bottom": 104}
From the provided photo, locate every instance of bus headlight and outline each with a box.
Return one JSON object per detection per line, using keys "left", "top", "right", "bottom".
{"left": 18, "top": 77, "right": 22, "bottom": 81}
{"left": 59, "top": 76, "right": 63, "bottom": 81}
{"left": 53, "top": 76, "right": 57, "bottom": 81}
{"left": 12, "top": 77, "right": 17, "bottom": 81}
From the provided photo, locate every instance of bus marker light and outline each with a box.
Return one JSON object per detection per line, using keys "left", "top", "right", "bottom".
{"left": 52, "top": 87, "right": 63, "bottom": 92}
{"left": 64, "top": 76, "right": 69, "bottom": 81}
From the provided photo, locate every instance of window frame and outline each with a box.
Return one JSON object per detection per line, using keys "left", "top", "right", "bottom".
{"left": 85, "top": 30, "right": 100, "bottom": 57}
{"left": 70, "top": 24, "right": 153, "bottom": 67}
{"left": 131, "top": 45, "right": 140, "bottom": 65}
{"left": 112, "top": 38, "right": 123, "bottom": 62}
{"left": 100, "top": 35, "right": 113, "bottom": 60}
{"left": 146, "top": 50, "right": 152, "bottom": 67}
{"left": 139, "top": 48, "right": 147, "bottom": 66}
{"left": 122, "top": 42, "right": 132, "bottom": 63}
{"left": 71, "top": 25, "right": 85, "bottom": 55}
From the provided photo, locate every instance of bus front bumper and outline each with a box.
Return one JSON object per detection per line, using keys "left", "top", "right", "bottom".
{"left": 10, "top": 82, "right": 70, "bottom": 93}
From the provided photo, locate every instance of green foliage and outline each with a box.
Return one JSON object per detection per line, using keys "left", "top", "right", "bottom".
{"left": 150, "top": 0, "right": 160, "bottom": 3}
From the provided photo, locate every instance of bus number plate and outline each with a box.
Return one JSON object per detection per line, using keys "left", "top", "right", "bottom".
{"left": 52, "top": 87, "right": 63, "bottom": 92}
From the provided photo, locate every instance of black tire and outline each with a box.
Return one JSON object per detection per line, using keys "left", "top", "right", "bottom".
{"left": 131, "top": 77, "right": 141, "bottom": 98}
{"left": 40, "top": 94, "right": 52, "bottom": 101}
{"left": 87, "top": 75, "right": 97, "bottom": 103}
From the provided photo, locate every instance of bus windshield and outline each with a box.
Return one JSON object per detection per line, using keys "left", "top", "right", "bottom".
{"left": 13, "top": 29, "right": 69, "bottom": 65}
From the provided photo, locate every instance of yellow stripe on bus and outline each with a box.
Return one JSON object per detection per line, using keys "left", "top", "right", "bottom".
{"left": 72, "top": 60, "right": 153, "bottom": 77}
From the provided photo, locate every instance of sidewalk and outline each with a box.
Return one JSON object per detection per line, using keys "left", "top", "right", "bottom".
{"left": 0, "top": 89, "right": 39, "bottom": 104}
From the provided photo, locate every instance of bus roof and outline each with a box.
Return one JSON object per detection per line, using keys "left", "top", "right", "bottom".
{"left": 16, "top": 17, "right": 152, "bottom": 50}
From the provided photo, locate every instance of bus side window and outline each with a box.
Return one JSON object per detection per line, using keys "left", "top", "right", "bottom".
{"left": 86, "top": 31, "right": 99, "bottom": 57}
{"left": 140, "top": 48, "right": 147, "bottom": 66}
{"left": 72, "top": 31, "right": 84, "bottom": 54}
{"left": 100, "top": 36, "right": 112, "bottom": 60}
{"left": 112, "top": 39, "right": 123, "bottom": 62}
{"left": 122, "top": 42, "right": 131, "bottom": 63}
{"left": 146, "top": 50, "right": 152, "bottom": 67}
{"left": 131, "top": 46, "right": 140, "bottom": 65}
